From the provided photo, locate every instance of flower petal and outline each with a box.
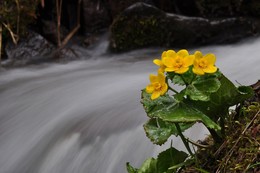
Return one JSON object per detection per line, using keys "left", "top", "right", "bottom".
{"left": 157, "top": 67, "right": 165, "bottom": 73}
{"left": 151, "top": 91, "right": 160, "bottom": 100}
{"left": 193, "top": 67, "right": 205, "bottom": 75}
{"left": 163, "top": 57, "right": 174, "bottom": 68}
{"left": 204, "top": 53, "right": 216, "bottom": 65}
{"left": 183, "top": 55, "right": 195, "bottom": 67}
{"left": 203, "top": 65, "right": 217, "bottom": 73}
{"left": 194, "top": 51, "right": 203, "bottom": 59}
{"left": 166, "top": 50, "right": 176, "bottom": 58}
{"left": 158, "top": 72, "right": 166, "bottom": 84}
{"left": 161, "top": 51, "right": 167, "bottom": 58}
{"left": 146, "top": 84, "right": 154, "bottom": 93}
{"left": 165, "top": 67, "right": 177, "bottom": 72}
{"left": 153, "top": 59, "right": 162, "bottom": 66}
{"left": 160, "top": 83, "right": 168, "bottom": 95}
{"left": 149, "top": 74, "right": 157, "bottom": 83}
{"left": 175, "top": 67, "right": 189, "bottom": 74}
{"left": 177, "top": 49, "right": 189, "bottom": 57}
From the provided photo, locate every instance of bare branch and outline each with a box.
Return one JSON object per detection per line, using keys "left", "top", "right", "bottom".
{"left": 60, "top": 0, "right": 82, "bottom": 48}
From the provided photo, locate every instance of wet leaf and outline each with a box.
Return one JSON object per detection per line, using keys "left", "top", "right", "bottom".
{"left": 186, "top": 77, "right": 221, "bottom": 101}
{"left": 157, "top": 147, "right": 188, "bottom": 173}
{"left": 144, "top": 118, "right": 194, "bottom": 145}
{"left": 141, "top": 90, "right": 175, "bottom": 118}
{"left": 154, "top": 102, "right": 221, "bottom": 131}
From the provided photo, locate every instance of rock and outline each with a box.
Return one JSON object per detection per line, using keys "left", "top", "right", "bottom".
{"left": 195, "top": 0, "right": 239, "bottom": 17}
{"left": 4, "top": 31, "right": 55, "bottom": 66}
{"left": 109, "top": 2, "right": 260, "bottom": 52}
{"left": 107, "top": 0, "right": 154, "bottom": 17}
{"left": 241, "top": 0, "right": 260, "bottom": 17}
{"left": 195, "top": 0, "right": 260, "bottom": 18}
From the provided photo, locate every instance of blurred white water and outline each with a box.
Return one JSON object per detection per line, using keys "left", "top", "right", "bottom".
{"left": 0, "top": 37, "right": 259, "bottom": 173}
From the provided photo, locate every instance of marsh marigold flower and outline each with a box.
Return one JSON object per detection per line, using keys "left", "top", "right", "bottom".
{"left": 192, "top": 51, "right": 217, "bottom": 75}
{"left": 163, "top": 49, "right": 194, "bottom": 74}
{"left": 146, "top": 72, "right": 168, "bottom": 100}
{"left": 153, "top": 51, "right": 167, "bottom": 73}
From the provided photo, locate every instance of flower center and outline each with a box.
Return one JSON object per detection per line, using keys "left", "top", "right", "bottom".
{"left": 174, "top": 58, "right": 183, "bottom": 68}
{"left": 198, "top": 59, "right": 207, "bottom": 69}
{"left": 153, "top": 82, "right": 162, "bottom": 90}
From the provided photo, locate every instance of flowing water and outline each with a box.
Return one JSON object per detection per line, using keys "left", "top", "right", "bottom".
{"left": 0, "top": 37, "right": 259, "bottom": 173}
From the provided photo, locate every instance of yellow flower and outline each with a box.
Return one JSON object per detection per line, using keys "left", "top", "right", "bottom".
{"left": 153, "top": 51, "right": 167, "bottom": 73}
{"left": 163, "top": 49, "right": 194, "bottom": 74}
{"left": 192, "top": 51, "right": 217, "bottom": 75}
{"left": 146, "top": 72, "right": 168, "bottom": 100}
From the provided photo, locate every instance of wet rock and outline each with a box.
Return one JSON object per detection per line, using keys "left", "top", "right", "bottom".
{"left": 4, "top": 31, "right": 55, "bottom": 66}
{"left": 109, "top": 2, "right": 260, "bottom": 52}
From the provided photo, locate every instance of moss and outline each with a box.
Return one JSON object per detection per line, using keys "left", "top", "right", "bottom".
{"left": 182, "top": 87, "right": 260, "bottom": 172}
{"left": 110, "top": 14, "right": 165, "bottom": 52}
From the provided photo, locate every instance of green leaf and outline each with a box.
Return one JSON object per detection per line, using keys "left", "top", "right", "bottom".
{"left": 141, "top": 90, "right": 220, "bottom": 132}
{"left": 174, "top": 89, "right": 186, "bottom": 101}
{"left": 152, "top": 102, "right": 221, "bottom": 131}
{"left": 126, "top": 147, "right": 189, "bottom": 173}
{"left": 186, "top": 78, "right": 221, "bottom": 101}
{"left": 141, "top": 90, "right": 175, "bottom": 118}
{"left": 138, "top": 158, "right": 157, "bottom": 173}
{"left": 186, "top": 85, "right": 210, "bottom": 101}
{"left": 172, "top": 75, "right": 185, "bottom": 86}
{"left": 157, "top": 147, "right": 188, "bottom": 173}
{"left": 210, "top": 75, "right": 253, "bottom": 106}
{"left": 185, "top": 75, "right": 254, "bottom": 120}
{"left": 144, "top": 118, "right": 194, "bottom": 145}
{"left": 193, "top": 78, "right": 220, "bottom": 93}
{"left": 181, "top": 67, "right": 195, "bottom": 85}
{"left": 169, "top": 68, "right": 195, "bottom": 86}
{"left": 126, "top": 163, "right": 138, "bottom": 173}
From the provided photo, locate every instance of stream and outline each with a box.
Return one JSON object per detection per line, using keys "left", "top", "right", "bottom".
{"left": 0, "top": 37, "right": 259, "bottom": 173}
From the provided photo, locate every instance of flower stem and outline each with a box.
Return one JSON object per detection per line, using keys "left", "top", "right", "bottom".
{"left": 175, "top": 123, "right": 193, "bottom": 156}
{"left": 208, "top": 128, "right": 222, "bottom": 143}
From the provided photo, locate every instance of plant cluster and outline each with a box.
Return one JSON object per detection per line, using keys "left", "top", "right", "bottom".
{"left": 127, "top": 49, "right": 254, "bottom": 173}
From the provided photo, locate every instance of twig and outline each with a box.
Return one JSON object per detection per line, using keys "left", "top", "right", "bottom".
{"left": 56, "top": 0, "right": 62, "bottom": 47}
{"left": 2, "top": 23, "right": 18, "bottom": 44}
{"left": 61, "top": 24, "right": 80, "bottom": 48}
{"left": 186, "top": 138, "right": 211, "bottom": 148}
{"left": 60, "top": 0, "right": 82, "bottom": 48}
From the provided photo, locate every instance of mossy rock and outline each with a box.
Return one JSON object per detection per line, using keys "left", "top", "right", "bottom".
{"left": 109, "top": 3, "right": 166, "bottom": 52}
{"left": 109, "top": 2, "right": 259, "bottom": 52}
